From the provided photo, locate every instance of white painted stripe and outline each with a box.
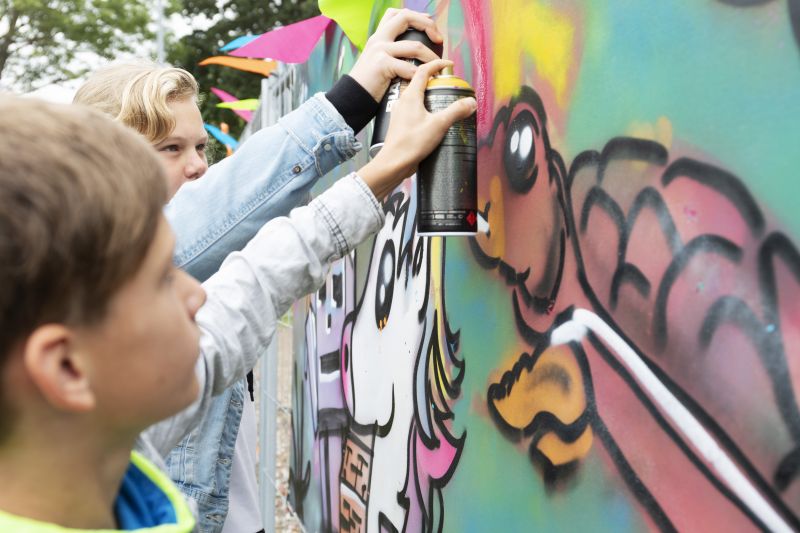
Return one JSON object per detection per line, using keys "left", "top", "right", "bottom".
{"left": 551, "top": 308, "right": 791, "bottom": 533}
{"left": 477, "top": 212, "right": 489, "bottom": 234}
{"left": 340, "top": 481, "right": 366, "bottom": 505}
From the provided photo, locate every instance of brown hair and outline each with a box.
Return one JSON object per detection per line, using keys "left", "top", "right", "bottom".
{"left": 0, "top": 96, "right": 166, "bottom": 389}
{"left": 73, "top": 60, "right": 199, "bottom": 144}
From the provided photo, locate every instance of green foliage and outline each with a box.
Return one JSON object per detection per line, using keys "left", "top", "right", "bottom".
{"left": 0, "top": 0, "right": 158, "bottom": 89}
{"left": 168, "top": 0, "right": 319, "bottom": 137}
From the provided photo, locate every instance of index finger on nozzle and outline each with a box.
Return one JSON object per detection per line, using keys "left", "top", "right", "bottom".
{"left": 407, "top": 59, "right": 453, "bottom": 96}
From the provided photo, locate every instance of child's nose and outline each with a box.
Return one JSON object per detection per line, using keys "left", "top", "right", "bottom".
{"left": 184, "top": 151, "right": 208, "bottom": 181}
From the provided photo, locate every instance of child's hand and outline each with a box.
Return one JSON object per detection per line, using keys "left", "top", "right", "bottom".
{"left": 348, "top": 8, "right": 443, "bottom": 102}
{"left": 358, "top": 59, "right": 477, "bottom": 199}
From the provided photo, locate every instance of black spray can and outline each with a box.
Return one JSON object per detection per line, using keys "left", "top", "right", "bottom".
{"left": 369, "top": 29, "right": 442, "bottom": 157}
{"left": 417, "top": 74, "right": 477, "bottom": 236}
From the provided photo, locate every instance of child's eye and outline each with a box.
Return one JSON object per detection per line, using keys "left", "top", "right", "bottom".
{"left": 196, "top": 143, "right": 207, "bottom": 153}
{"left": 160, "top": 144, "right": 180, "bottom": 153}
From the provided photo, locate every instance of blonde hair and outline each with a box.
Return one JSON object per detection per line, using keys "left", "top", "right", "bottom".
{"left": 74, "top": 60, "right": 199, "bottom": 144}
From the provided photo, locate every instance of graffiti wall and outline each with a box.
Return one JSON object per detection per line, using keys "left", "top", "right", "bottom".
{"left": 289, "top": 1, "right": 800, "bottom": 531}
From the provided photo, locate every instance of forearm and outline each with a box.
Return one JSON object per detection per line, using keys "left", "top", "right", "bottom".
{"left": 145, "top": 173, "right": 384, "bottom": 454}
{"left": 197, "top": 173, "right": 383, "bottom": 385}
{"left": 166, "top": 93, "right": 361, "bottom": 282}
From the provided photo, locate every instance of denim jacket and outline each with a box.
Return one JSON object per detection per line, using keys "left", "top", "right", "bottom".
{"left": 140, "top": 173, "right": 384, "bottom": 532}
{"left": 162, "top": 93, "right": 361, "bottom": 532}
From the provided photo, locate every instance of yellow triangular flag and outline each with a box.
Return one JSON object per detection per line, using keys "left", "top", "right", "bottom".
{"left": 319, "top": 0, "right": 401, "bottom": 50}
{"left": 217, "top": 99, "right": 260, "bottom": 111}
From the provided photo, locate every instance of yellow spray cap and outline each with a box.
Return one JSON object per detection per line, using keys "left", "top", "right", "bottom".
{"left": 426, "top": 73, "right": 473, "bottom": 90}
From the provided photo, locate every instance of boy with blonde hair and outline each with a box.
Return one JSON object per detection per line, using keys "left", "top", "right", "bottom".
{"left": 0, "top": 57, "right": 475, "bottom": 531}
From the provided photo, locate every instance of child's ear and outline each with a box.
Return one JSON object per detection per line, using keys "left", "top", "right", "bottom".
{"left": 23, "top": 325, "right": 96, "bottom": 412}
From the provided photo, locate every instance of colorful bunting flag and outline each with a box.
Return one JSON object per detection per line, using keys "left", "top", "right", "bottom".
{"left": 216, "top": 99, "right": 260, "bottom": 111}
{"left": 210, "top": 87, "right": 254, "bottom": 122}
{"left": 204, "top": 123, "right": 239, "bottom": 150}
{"left": 199, "top": 56, "right": 277, "bottom": 77}
{"left": 230, "top": 15, "right": 332, "bottom": 63}
{"left": 318, "top": 0, "right": 400, "bottom": 50}
{"left": 220, "top": 35, "right": 259, "bottom": 52}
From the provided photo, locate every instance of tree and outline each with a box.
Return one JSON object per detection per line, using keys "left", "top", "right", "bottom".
{"left": 0, "top": 0, "right": 156, "bottom": 90}
{"left": 167, "top": 0, "right": 319, "bottom": 139}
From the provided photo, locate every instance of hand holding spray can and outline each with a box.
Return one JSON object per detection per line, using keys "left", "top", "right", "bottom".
{"left": 417, "top": 71, "right": 478, "bottom": 236}
{"left": 370, "top": 29, "right": 443, "bottom": 157}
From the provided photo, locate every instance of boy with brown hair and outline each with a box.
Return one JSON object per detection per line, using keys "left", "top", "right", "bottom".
{"left": 0, "top": 58, "right": 474, "bottom": 531}
{"left": 0, "top": 96, "right": 202, "bottom": 530}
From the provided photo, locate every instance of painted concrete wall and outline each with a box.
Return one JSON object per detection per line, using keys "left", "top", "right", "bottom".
{"left": 289, "top": 1, "right": 800, "bottom": 531}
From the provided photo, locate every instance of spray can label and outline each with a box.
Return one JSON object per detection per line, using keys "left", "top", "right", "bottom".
{"left": 417, "top": 75, "right": 477, "bottom": 235}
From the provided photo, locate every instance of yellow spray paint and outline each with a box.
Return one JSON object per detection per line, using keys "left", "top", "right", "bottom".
{"left": 477, "top": 175, "right": 507, "bottom": 260}
{"left": 430, "top": 236, "right": 449, "bottom": 395}
{"left": 628, "top": 116, "right": 674, "bottom": 150}
{"left": 492, "top": 345, "right": 594, "bottom": 466}
{"left": 491, "top": 0, "right": 576, "bottom": 105}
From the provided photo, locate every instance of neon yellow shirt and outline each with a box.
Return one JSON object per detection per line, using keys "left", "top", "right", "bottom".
{"left": 0, "top": 451, "right": 195, "bottom": 532}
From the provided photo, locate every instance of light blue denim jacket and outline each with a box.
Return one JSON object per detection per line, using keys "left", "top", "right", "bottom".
{"left": 163, "top": 93, "right": 360, "bottom": 533}
{"left": 139, "top": 173, "right": 383, "bottom": 532}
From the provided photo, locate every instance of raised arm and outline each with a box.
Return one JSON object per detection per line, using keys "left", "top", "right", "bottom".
{"left": 167, "top": 8, "right": 444, "bottom": 283}
{"left": 144, "top": 58, "right": 476, "bottom": 456}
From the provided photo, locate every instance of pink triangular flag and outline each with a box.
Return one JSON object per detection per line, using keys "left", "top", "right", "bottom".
{"left": 230, "top": 15, "right": 332, "bottom": 63}
{"left": 210, "top": 87, "right": 254, "bottom": 122}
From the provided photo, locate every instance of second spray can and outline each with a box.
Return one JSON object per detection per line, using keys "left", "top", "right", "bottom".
{"left": 369, "top": 29, "right": 443, "bottom": 157}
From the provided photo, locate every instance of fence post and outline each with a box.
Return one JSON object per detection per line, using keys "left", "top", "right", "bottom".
{"left": 259, "top": 333, "right": 279, "bottom": 533}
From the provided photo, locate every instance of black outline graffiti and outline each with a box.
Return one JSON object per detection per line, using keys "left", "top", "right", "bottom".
{"left": 471, "top": 86, "right": 569, "bottom": 316}
{"left": 652, "top": 234, "right": 743, "bottom": 349}
{"left": 341, "top": 190, "right": 465, "bottom": 533}
{"left": 475, "top": 84, "right": 800, "bottom": 529}
{"left": 289, "top": 361, "right": 311, "bottom": 520}
{"left": 662, "top": 158, "right": 765, "bottom": 236}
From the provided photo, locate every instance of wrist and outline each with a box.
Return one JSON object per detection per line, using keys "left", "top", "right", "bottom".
{"left": 347, "top": 65, "right": 384, "bottom": 102}
{"left": 357, "top": 151, "right": 412, "bottom": 199}
{"left": 325, "top": 75, "right": 381, "bottom": 133}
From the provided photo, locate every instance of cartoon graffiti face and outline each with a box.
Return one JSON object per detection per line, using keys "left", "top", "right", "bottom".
{"left": 341, "top": 188, "right": 428, "bottom": 428}
{"left": 474, "top": 84, "right": 800, "bottom": 527}
{"left": 473, "top": 87, "right": 569, "bottom": 320}
{"left": 340, "top": 184, "right": 429, "bottom": 531}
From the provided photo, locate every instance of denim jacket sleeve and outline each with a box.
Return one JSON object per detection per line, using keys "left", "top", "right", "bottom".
{"left": 164, "top": 93, "right": 361, "bottom": 283}
{"left": 142, "top": 173, "right": 385, "bottom": 456}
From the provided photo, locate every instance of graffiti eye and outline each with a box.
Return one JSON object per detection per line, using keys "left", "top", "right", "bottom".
{"left": 503, "top": 109, "right": 539, "bottom": 193}
{"left": 375, "top": 240, "right": 396, "bottom": 331}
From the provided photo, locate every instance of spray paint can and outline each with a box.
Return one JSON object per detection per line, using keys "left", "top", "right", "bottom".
{"left": 369, "top": 29, "right": 442, "bottom": 157}
{"left": 417, "top": 74, "right": 477, "bottom": 236}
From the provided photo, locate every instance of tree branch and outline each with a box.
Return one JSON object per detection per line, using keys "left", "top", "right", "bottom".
{"left": 0, "top": 7, "right": 20, "bottom": 81}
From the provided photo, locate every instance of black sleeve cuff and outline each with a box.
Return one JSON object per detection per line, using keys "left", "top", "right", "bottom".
{"left": 325, "top": 74, "right": 380, "bottom": 135}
